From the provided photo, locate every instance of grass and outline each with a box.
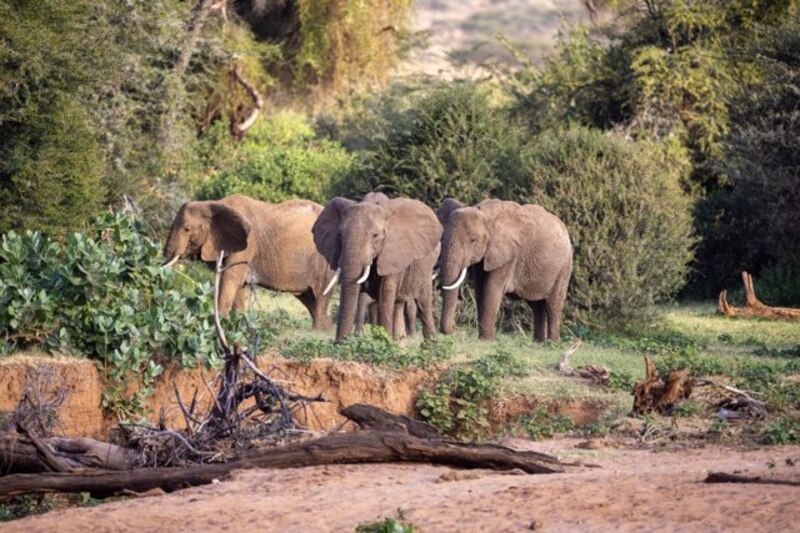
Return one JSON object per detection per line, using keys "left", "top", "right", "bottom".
{"left": 254, "top": 292, "right": 800, "bottom": 437}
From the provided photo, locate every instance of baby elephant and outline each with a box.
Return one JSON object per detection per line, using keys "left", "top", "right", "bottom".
{"left": 437, "top": 198, "right": 572, "bottom": 341}
{"left": 163, "top": 194, "right": 334, "bottom": 329}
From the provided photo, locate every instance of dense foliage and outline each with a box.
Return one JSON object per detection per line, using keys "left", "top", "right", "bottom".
{"left": 0, "top": 213, "right": 269, "bottom": 416}
{"left": 696, "top": 21, "right": 800, "bottom": 303}
{"left": 196, "top": 113, "right": 353, "bottom": 204}
{"left": 506, "top": 126, "right": 695, "bottom": 325}
{"left": 0, "top": 0, "right": 411, "bottom": 235}
{"left": 333, "top": 85, "right": 521, "bottom": 205}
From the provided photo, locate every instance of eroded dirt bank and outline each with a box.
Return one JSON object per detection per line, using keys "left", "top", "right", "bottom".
{"left": 6, "top": 440, "right": 799, "bottom": 532}
{"left": 0, "top": 354, "right": 602, "bottom": 436}
{"left": 0, "top": 354, "right": 436, "bottom": 435}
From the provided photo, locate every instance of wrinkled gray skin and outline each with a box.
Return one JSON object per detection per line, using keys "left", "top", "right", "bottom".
{"left": 313, "top": 193, "right": 442, "bottom": 342}
{"left": 438, "top": 198, "right": 573, "bottom": 341}
{"left": 163, "top": 195, "right": 334, "bottom": 329}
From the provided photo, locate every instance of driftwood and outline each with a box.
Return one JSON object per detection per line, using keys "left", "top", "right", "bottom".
{"left": 718, "top": 272, "right": 800, "bottom": 320}
{"left": 705, "top": 472, "right": 800, "bottom": 487}
{"left": 632, "top": 357, "right": 693, "bottom": 415}
{"left": 0, "top": 430, "right": 569, "bottom": 498}
{"left": 340, "top": 404, "right": 442, "bottom": 439}
{"left": 0, "top": 433, "right": 136, "bottom": 475}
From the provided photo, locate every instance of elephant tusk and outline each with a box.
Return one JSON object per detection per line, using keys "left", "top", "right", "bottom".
{"left": 322, "top": 268, "right": 340, "bottom": 296}
{"left": 356, "top": 264, "right": 371, "bottom": 285}
{"left": 432, "top": 267, "right": 440, "bottom": 281}
{"left": 162, "top": 255, "right": 180, "bottom": 268}
{"left": 442, "top": 267, "right": 467, "bottom": 291}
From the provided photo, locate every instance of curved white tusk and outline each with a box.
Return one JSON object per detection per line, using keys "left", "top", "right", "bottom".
{"left": 322, "top": 268, "right": 340, "bottom": 296}
{"left": 432, "top": 267, "right": 440, "bottom": 280}
{"left": 356, "top": 264, "right": 371, "bottom": 285}
{"left": 163, "top": 254, "right": 180, "bottom": 268}
{"left": 441, "top": 267, "right": 467, "bottom": 291}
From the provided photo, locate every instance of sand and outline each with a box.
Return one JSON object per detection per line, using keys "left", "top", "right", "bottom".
{"left": 7, "top": 439, "right": 799, "bottom": 532}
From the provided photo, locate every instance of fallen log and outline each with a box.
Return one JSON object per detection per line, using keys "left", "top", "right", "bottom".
{"left": 0, "top": 433, "right": 136, "bottom": 475}
{"left": 718, "top": 272, "right": 800, "bottom": 320}
{"left": 339, "top": 404, "right": 442, "bottom": 439}
{"left": 705, "top": 472, "right": 800, "bottom": 487}
{"left": 0, "top": 430, "right": 568, "bottom": 498}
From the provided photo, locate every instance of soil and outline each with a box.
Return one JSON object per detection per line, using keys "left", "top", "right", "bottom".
{"left": 0, "top": 354, "right": 438, "bottom": 436}
{"left": 6, "top": 439, "right": 799, "bottom": 532}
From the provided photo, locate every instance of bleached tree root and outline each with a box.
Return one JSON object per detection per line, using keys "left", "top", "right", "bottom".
{"left": 718, "top": 272, "right": 800, "bottom": 320}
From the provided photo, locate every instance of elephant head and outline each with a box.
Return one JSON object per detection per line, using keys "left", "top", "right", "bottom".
{"left": 438, "top": 199, "right": 520, "bottom": 333}
{"left": 163, "top": 201, "right": 251, "bottom": 267}
{"left": 313, "top": 196, "right": 442, "bottom": 341}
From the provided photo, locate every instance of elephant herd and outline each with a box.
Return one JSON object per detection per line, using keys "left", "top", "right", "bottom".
{"left": 163, "top": 193, "right": 573, "bottom": 343}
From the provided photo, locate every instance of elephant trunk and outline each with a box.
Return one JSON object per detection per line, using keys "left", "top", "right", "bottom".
{"left": 439, "top": 235, "right": 466, "bottom": 335}
{"left": 162, "top": 232, "right": 184, "bottom": 267}
{"left": 336, "top": 280, "right": 361, "bottom": 342}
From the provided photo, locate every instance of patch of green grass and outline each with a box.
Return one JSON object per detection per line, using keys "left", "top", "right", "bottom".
{"left": 519, "top": 407, "right": 574, "bottom": 440}
{"left": 356, "top": 509, "right": 414, "bottom": 533}
{"left": 0, "top": 495, "right": 57, "bottom": 522}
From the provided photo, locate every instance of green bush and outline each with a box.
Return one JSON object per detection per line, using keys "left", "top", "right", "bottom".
{"left": 0, "top": 212, "right": 270, "bottom": 417}
{"left": 333, "top": 84, "right": 522, "bottom": 206}
{"left": 417, "top": 351, "right": 526, "bottom": 439}
{"left": 195, "top": 113, "right": 353, "bottom": 204}
{"left": 503, "top": 126, "right": 696, "bottom": 327}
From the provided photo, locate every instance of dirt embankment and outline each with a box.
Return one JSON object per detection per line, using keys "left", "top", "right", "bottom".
{"left": 0, "top": 354, "right": 604, "bottom": 437}
{"left": 0, "top": 355, "right": 436, "bottom": 437}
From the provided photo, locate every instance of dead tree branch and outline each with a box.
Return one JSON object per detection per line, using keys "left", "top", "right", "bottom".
{"left": 718, "top": 272, "right": 800, "bottom": 320}
{"left": 0, "top": 431, "right": 571, "bottom": 498}
{"left": 231, "top": 62, "right": 264, "bottom": 139}
{"left": 705, "top": 472, "right": 800, "bottom": 487}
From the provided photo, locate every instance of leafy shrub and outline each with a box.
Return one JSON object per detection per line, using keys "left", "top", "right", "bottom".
{"left": 503, "top": 126, "right": 695, "bottom": 327}
{"left": 520, "top": 407, "right": 574, "bottom": 441}
{"left": 0, "top": 212, "right": 271, "bottom": 417}
{"left": 762, "top": 418, "right": 800, "bottom": 445}
{"left": 333, "top": 84, "right": 522, "bottom": 206}
{"left": 356, "top": 511, "right": 414, "bottom": 533}
{"left": 196, "top": 113, "right": 354, "bottom": 204}
{"left": 417, "top": 351, "right": 526, "bottom": 439}
{"left": 280, "top": 326, "right": 453, "bottom": 370}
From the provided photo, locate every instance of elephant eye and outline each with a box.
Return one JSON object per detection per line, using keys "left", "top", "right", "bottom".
{"left": 183, "top": 227, "right": 191, "bottom": 233}
{"left": 372, "top": 232, "right": 380, "bottom": 239}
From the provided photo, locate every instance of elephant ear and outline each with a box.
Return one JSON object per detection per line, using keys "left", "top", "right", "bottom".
{"left": 436, "top": 197, "right": 464, "bottom": 227}
{"left": 377, "top": 198, "right": 443, "bottom": 276}
{"left": 479, "top": 199, "right": 522, "bottom": 271}
{"left": 312, "top": 197, "right": 355, "bottom": 268}
{"left": 200, "top": 203, "right": 251, "bottom": 262}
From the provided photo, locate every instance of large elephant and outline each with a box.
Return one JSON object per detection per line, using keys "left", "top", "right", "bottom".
{"left": 313, "top": 194, "right": 442, "bottom": 342}
{"left": 438, "top": 198, "right": 572, "bottom": 341}
{"left": 163, "top": 194, "right": 334, "bottom": 329}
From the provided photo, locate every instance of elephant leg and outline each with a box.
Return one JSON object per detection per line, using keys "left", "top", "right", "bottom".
{"left": 393, "top": 302, "right": 406, "bottom": 338}
{"left": 218, "top": 262, "right": 248, "bottom": 315}
{"left": 477, "top": 267, "right": 510, "bottom": 341}
{"left": 295, "top": 290, "right": 332, "bottom": 331}
{"left": 232, "top": 286, "right": 249, "bottom": 312}
{"left": 546, "top": 267, "right": 570, "bottom": 342}
{"left": 405, "top": 301, "right": 418, "bottom": 337}
{"left": 368, "top": 301, "right": 378, "bottom": 325}
{"left": 417, "top": 284, "right": 436, "bottom": 340}
{"left": 355, "top": 292, "right": 370, "bottom": 335}
{"left": 378, "top": 276, "right": 399, "bottom": 337}
{"left": 529, "top": 300, "right": 548, "bottom": 342}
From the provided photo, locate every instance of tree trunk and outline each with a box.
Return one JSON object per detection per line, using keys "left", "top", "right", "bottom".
{"left": 0, "top": 431, "right": 569, "bottom": 498}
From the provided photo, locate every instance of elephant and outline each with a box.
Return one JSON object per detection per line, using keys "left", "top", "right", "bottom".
{"left": 313, "top": 193, "right": 442, "bottom": 342}
{"left": 437, "top": 198, "right": 573, "bottom": 341}
{"left": 355, "top": 293, "right": 418, "bottom": 338}
{"left": 163, "top": 194, "right": 334, "bottom": 329}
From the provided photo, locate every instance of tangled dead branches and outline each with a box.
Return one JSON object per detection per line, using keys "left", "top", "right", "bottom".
{"left": 123, "top": 251, "right": 325, "bottom": 467}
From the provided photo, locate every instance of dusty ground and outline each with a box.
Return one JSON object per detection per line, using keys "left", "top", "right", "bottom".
{"left": 8, "top": 439, "right": 800, "bottom": 532}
